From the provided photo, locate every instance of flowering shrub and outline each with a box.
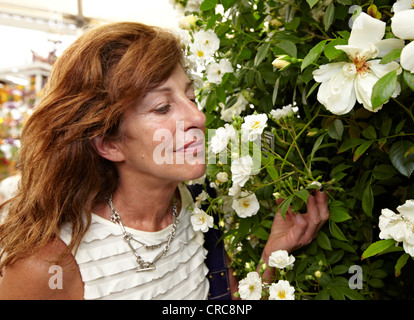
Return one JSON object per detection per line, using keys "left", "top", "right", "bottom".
{"left": 0, "top": 84, "right": 35, "bottom": 178}
{"left": 178, "top": 0, "right": 414, "bottom": 300}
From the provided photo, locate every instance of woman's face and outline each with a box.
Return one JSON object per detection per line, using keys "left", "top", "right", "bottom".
{"left": 114, "top": 64, "right": 206, "bottom": 185}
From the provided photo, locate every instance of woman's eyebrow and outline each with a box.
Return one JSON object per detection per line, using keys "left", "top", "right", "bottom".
{"left": 151, "top": 80, "right": 194, "bottom": 94}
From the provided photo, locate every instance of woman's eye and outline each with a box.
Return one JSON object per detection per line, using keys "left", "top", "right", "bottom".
{"left": 155, "top": 104, "right": 171, "bottom": 114}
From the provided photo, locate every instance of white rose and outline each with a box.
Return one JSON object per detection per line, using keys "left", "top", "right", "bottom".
{"left": 268, "top": 250, "right": 295, "bottom": 269}
{"left": 216, "top": 172, "right": 228, "bottom": 183}
{"left": 230, "top": 155, "right": 253, "bottom": 187}
{"left": 268, "top": 280, "right": 295, "bottom": 300}
{"left": 232, "top": 191, "right": 260, "bottom": 218}
{"left": 241, "top": 113, "right": 268, "bottom": 142}
{"left": 238, "top": 272, "right": 262, "bottom": 300}
{"left": 190, "top": 207, "right": 213, "bottom": 233}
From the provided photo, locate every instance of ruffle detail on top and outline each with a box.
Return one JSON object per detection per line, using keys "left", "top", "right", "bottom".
{"left": 59, "top": 184, "right": 209, "bottom": 300}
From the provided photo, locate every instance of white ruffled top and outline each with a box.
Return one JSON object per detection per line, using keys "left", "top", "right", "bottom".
{"left": 59, "top": 184, "right": 209, "bottom": 300}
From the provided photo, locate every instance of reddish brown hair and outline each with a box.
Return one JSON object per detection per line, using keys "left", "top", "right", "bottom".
{"left": 0, "top": 22, "right": 183, "bottom": 269}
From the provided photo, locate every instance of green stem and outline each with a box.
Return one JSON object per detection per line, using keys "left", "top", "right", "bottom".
{"left": 392, "top": 98, "right": 414, "bottom": 123}
{"left": 279, "top": 106, "right": 321, "bottom": 175}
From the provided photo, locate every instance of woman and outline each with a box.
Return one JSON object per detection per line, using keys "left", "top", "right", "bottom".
{"left": 0, "top": 22, "right": 329, "bottom": 300}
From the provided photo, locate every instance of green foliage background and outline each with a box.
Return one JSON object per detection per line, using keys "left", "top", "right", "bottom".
{"left": 176, "top": 0, "right": 414, "bottom": 299}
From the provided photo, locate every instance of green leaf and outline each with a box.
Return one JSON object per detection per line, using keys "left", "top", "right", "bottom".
{"left": 368, "top": 278, "right": 384, "bottom": 288}
{"left": 338, "top": 138, "right": 365, "bottom": 153}
{"left": 362, "top": 184, "right": 374, "bottom": 217}
{"left": 332, "top": 265, "right": 349, "bottom": 274}
{"left": 330, "top": 206, "right": 351, "bottom": 223}
{"left": 371, "top": 70, "right": 397, "bottom": 110}
{"left": 315, "top": 289, "right": 330, "bottom": 300}
{"left": 380, "top": 48, "right": 402, "bottom": 64}
{"left": 372, "top": 164, "right": 397, "bottom": 180}
{"left": 353, "top": 141, "right": 373, "bottom": 162}
{"left": 331, "top": 239, "right": 356, "bottom": 253}
{"left": 275, "top": 40, "right": 297, "bottom": 57}
{"left": 204, "top": 91, "right": 217, "bottom": 113}
{"left": 255, "top": 71, "right": 266, "bottom": 91}
{"left": 317, "top": 231, "right": 332, "bottom": 250}
{"left": 331, "top": 163, "right": 352, "bottom": 178}
{"left": 324, "top": 3, "right": 335, "bottom": 31}
{"left": 200, "top": 0, "right": 218, "bottom": 11}
{"left": 294, "top": 189, "right": 309, "bottom": 203}
{"left": 324, "top": 38, "right": 347, "bottom": 61}
{"left": 362, "top": 239, "right": 396, "bottom": 259}
{"left": 403, "top": 70, "right": 414, "bottom": 91}
{"left": 342, "top": 287, "right": 365, "bottom": 300}
{"left": 205, "top": 13, "right": 222, "bottom": 30}
{"left": 310, "top": 134, "right": 325, "bottom": 163}
{"left": 395, "top": 253, "right": 410, "bottom": 277}
{"left": 221, "top": 0, "right": 237, "bottom": 10}
{"left": 330, "top": 221, "right": 348, "bottom": 241}
{"left": 330, "top": 286, "right": 345, "bottom": 300}
{"left": 301, "top": 40, "right": 327, "bottom": 71}
{"left": 272, "top": 77, "right": 280, "bottom": 106}
{"left": 382, "top": 117, "right": 392, "bottom": 137}
{"left": 254, "top": 43, "right": 270, "bottom": 67}
{"left": 265, "top": 163, "right": 278, "bottom": 181}
{"left": 327, "top": 119, "right": 344, "bottom": 140}
{"left": 390, "top": 140, "right": 414, "bottom": 177}
{"left": 306, "top": 0, "right": 319, "bottom": 9}
{"left": 253, "top": 226, "right": 269, "bottom": 240}
{"left": 362, "top": 125, "right": 377, "bottom": 140}
{"left": 279, "top": 196, "right": 293, "bottom": 218}
{"left": 234, "top": 218, "right": 251, "bottom": 244}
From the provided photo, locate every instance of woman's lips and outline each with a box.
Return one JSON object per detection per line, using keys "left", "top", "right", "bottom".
{"left": 175, "top": 140, "right": 205, "bottom": 153}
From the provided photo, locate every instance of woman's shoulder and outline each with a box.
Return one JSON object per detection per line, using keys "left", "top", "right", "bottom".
{"left": 0, "top": 237, "right": 84, "bottom": 300}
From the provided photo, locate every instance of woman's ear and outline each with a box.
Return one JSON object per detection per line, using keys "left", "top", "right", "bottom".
{"left": 91, "top": 136, "right": 125, "bottom": 162}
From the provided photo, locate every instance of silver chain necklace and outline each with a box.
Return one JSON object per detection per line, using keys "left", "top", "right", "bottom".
{"left": 108, "top": 197, "right": 179, "bottom": 272}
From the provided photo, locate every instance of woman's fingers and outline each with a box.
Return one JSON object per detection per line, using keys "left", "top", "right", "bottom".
{"left": 315, "top": 189, "right": 330, "bottom": 221}
{"left": 301, "top": 190, "right": 330, "bottom": 244}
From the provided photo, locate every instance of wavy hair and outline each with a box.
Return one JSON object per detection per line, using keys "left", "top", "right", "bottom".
{"left": 0, "top": 22, "right": 183, "bottom": 270}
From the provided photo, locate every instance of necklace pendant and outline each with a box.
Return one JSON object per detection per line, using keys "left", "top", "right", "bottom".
{"left": 135, "top": 259, "right": 155, "bottom": 272}
{"left": 135, "top": 266, "right": 156, "bottom": 272}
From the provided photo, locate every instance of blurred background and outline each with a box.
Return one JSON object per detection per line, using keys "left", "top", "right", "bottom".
{"left": 0, "top": 0, "right": 184, "bottom": 200}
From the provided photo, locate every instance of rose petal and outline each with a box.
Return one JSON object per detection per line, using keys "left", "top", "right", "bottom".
{"left": 317, "top": 66, "right": 356, "bottom": 115}
{"left": 401, "top": 41, "right": 414, "bottom": 73}
{"left": 369, "top": 60, "right": 401, "bottom": 78}
{"left": 392, "top": 0, "right": 414, "bottom": 13}
{"left": 355, "top": 72, "right": 380, "bottom": 112}
{"left": 348, "top": 13, "right": 386, "bottom": 48}
{"left": 335, "top": 44, "right": 363, "bottom": 58}
{"left": 375, "top": 38, "right": 406, "bottom": 57}
{"left": 313, "top": 62, "right": 345, "bottom": 82}
{"left": 397, "top": 199, "right": 414, "bottom": 222}
{"left": 391, "top": 10, "right": 414, "bottom": 40}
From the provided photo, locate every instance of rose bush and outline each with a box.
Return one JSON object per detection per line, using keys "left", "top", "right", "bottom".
{"left": 176, "top": 0, "right": 414, "bottom": 299}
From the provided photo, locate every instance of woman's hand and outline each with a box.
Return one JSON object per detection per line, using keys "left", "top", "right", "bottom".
{"left": 262, "top": 189, "right": 329, "bottom": 262}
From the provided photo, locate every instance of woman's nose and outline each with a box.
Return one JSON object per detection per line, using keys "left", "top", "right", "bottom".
{"left": 181, "top": 98, "right": 206, "bottom": 131}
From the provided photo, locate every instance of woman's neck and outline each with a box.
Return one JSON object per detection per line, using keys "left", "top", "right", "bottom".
{"left": 93, "top": 177, "right": 181, "bottom": 232}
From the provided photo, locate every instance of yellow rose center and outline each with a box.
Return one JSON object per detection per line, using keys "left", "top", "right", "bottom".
{"left": 251, "top": 121, "right": 260, "bottom": 129}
